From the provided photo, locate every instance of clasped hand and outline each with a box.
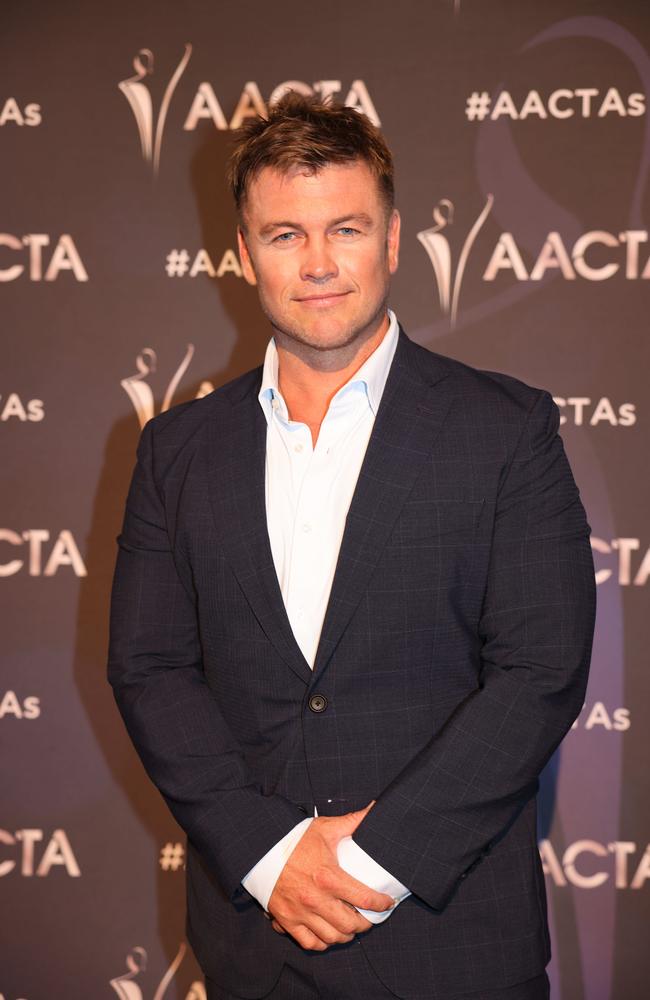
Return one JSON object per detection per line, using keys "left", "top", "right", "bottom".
{"left": 267, "top": 802, "right": 394, "bottom": 951}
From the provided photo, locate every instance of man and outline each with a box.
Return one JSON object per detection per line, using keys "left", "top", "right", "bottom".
{"left": 108, "top": 94, "right": 596, "bottom": 1000}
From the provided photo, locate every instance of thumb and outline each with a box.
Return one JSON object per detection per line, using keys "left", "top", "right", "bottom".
{"left": 338, "top": 800, "right": 376, "bottom": 834}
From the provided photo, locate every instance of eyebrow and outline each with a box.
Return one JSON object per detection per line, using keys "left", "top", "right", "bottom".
{"left": 258, "top": 213, "right": 375, "bottom": 237}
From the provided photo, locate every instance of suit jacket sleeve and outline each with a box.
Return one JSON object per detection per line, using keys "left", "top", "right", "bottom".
{"left": 352, "top": 389, "right": 596, "bottom": 910}
{"left": 107, "top": 417, "right": 308, "bottom": 899}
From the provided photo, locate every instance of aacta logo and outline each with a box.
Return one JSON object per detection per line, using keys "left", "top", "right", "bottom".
{"left": 0, "top": 234, "right": 87, "bottom": 282}
{"left": 0, "top": 691, "right": 40, "bottom": 720}
{"left": 540, "top": 840, "right": 650, "bottom": 890}
{"left": 553, "top": 396, "right": 635, "bottom": 427}
{"left": 0, "top": 530, "right": 87, "bottom": 577}
{"left": 418, "top": 198, "right": 650, "bottom": 326}
{"left": 0, "top": 829, "right": 80, "bottom": 877}
{"left": 119, "top": 43, "right": 379, "bottom": 176}
{"left": 570, "top": 701, "right": 630, "bottom": 732}
{"left": 122, "top": 346, "right": 214, "bottom": 428}
{"left": 482, "top": 229, "right": 650, "bottom": 282}
{"left": 0, "top": 394, "right": 44, "bottom": 422}
{"left": 0, "top": 97, "right": 41, "bottom": 126}
{"left": 418, "top": 196, "right": 494, "bottom": 327}
{"left": 110, "top": 944, "right": 205, "bottom": 1000}
{"left": 591, "top": 537, "right": 650, "bottom": 586}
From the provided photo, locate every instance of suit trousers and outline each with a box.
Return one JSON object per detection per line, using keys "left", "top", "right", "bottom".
{"left": 205, "top": 939, "right": 551, "bottom": 1000}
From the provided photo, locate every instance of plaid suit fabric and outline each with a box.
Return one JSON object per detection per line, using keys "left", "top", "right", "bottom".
{"left": 108, "top": 330, "right": 595, "bottom": 998}
{"left": 206, "top": 950, "right": 550, "bottom": 999}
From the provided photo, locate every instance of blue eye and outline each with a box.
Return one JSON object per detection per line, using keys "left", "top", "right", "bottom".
{"left": 274, "top": 232, "right": 296, "bottom": 243}
{"left": 338, "top": 227, "right": 358, "bottom": 236}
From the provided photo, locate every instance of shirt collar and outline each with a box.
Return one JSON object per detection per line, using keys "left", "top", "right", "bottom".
{"left": 258, "top": 309, "right": 399, "bottom": 425}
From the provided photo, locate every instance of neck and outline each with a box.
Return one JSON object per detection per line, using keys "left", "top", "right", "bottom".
{"left": 275, "top": 314, "right": 390, "bottom": 444}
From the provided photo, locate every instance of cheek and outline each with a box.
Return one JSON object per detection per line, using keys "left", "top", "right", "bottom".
{"left": 349, "top": 241, "right": 388, "bottom": 274}
{"left": 352, "top": 250, "right": 389, "bottom": 290}
{"left": 256, "top": 260, "right": 292, "bottom": 301}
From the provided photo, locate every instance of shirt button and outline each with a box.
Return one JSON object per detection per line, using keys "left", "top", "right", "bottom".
{"left": 302, "top": 522, "right": 312, "bottom": 533}
{"left": 294, "top": 443, "right": 304, "bottom": 453}
{"left": 308, "top": 694, "right": 328, "bottom": 713}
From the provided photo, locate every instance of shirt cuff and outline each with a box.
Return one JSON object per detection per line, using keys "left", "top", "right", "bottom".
{"left": 241, "top": 817, "right": 314, "bottom": 911}
{"left": 337, "top": 836, "right": 411, "bottom": 924}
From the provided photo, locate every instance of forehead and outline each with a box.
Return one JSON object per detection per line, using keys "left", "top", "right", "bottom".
{"left": 244, "top": 161, "right": 384, "bottom": 223}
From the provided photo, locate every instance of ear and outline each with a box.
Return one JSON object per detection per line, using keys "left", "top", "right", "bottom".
{"left": 237, "top": 226, "right": 257, "bottom": 286}
{"left": 387, "top": 209, "right": 401, "bottom": 274}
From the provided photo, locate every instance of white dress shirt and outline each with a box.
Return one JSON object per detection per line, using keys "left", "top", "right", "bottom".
{"left": 241, "top": 310, "right": 411, "bottom": 923}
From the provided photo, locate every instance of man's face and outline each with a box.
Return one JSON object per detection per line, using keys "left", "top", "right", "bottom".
{"left": 237, "top": 160, "right": 400, "bottom": 357}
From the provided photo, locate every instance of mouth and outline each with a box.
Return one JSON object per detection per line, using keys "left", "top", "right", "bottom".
{"left": 293, "top": 291, "right": 351, "bottom": 307}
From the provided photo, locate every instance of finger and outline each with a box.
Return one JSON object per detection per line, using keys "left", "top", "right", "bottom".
{"left": 291, "top": 923, "right": 331, "bottom": 952}
{"left": 288, "top": 883, "right": 376, "bottom": 937}
{"left": 346, "top": 800, "right": 377, "bottom": 832}
{"left": 272, "top": 878, "right": 371, "bottom": 938}
{"left": 304, "top": 912, "right": 356, "bottom": 947}
{"left": 269, "top": 911, "right": 329, "bottom": 951}
{"left": 273, "top": 889, "right": 359, "bottom": 943}
{"left": 344, "top": 907, "right": 373, "bottom": 933}
{"left": 350, "top": 800, "right": 375, "bottom": 819}
{"left": 328, "top": 869, "right": 395, "bottom": 913}
{"left": 312, "top": 864, "right": 394, "bottom": 913}
{"left": 310, "top": 896, "right": 373, "bottom": 937}
{"left": 331, "top": 801, "right": 376, "bottom": 837}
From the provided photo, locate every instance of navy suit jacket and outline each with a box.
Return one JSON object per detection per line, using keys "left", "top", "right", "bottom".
{"left": 108, "top": 329, "right": 596, "bottom": 998}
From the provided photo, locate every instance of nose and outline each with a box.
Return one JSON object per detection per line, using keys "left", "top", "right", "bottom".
{"left": 299, "top": 236, "right": 338, "bottom": 284}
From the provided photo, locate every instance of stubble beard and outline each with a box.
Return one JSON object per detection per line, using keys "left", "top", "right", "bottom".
{"left": 258, "top": 282, "right": 391, "bottom": 370}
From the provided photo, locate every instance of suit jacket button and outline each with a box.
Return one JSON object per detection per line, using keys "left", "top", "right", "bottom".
{"left": 308, "top": 694, "right": 328, "bottom": 713}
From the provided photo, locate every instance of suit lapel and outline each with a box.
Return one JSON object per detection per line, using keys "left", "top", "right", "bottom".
{"left": 205, "top": 375, "right": 313, "bottom": 685}
{"left": 204, "top": 331, "right": 454, "bottom": 687}
{"left": 312, "top": 331, "right": 454, "bottom": 678}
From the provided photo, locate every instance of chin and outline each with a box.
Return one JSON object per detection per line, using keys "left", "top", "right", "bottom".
{"left": 301, "top": 326, "right": 363, "bottom": 351}
{"left": 269, "top": 302, "right": 387, "bottom": 353}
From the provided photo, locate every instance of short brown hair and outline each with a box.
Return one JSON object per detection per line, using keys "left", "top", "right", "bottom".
{"left": 228, "top": 91, "right": 394, "bottom": 221}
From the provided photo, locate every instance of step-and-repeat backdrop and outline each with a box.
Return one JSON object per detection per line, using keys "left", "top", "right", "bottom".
{"left": 2, "top": 1, "right": 648, "bottom": 997}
